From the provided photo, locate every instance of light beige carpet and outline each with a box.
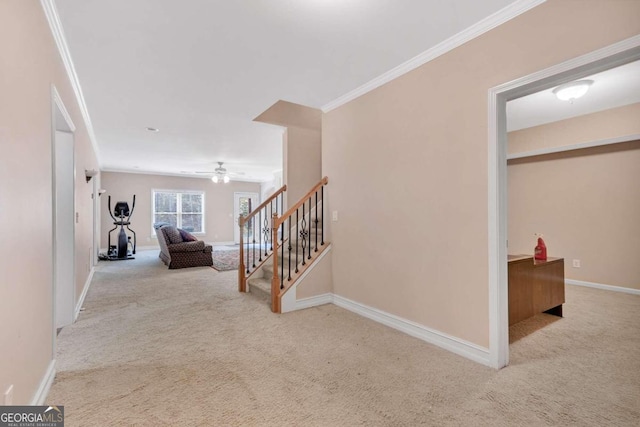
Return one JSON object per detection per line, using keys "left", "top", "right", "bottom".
{"left": 48, "top": 250, "right": 640, "bottom": 426}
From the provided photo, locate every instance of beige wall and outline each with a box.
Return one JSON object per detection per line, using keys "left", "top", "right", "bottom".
{"left": 509, "top": 102, "right": 640, "bottom": 155}
{"left": 0, "top": 1, "right": 99, "bottom": 404}
{"left": 284, "top": 126, "right": 322, "bottom": 206}
{"left": 322, "top": 0, "right": 640, "bottom": 348}
{"left": 296, "top": 248, "right": 333, "bottom": 300}
{"left": 254, "top": 100, "right": 323, "bottom": 208}
{"left": 508, "top": 140, "right": 640, "bottom": 290}
{"left": 100, "top": 172, "right": 261, "bottom": 248}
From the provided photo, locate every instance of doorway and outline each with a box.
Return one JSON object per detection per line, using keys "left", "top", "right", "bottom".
{"left": 234, "top": 192, "right": 259, "bottom": 244}
{"left": 488, "top": 36, "right": 640, "bottom": 369}
{"left": 52, "top": 88, "right": 76, "bottom": 330}
{"left": 92, "top": 176, "right": 100, "bottom": 266}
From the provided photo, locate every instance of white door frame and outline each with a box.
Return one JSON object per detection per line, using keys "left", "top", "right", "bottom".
{"left": 234, "top": 192, "right": 260, "bottom": 244}
{"left": 51, "top": 86, "right": 76, "bottom": 344}
{"left": 487, "top": 35, "right": 640, "bottom": 369}
{"left": 92, "top": 175, "right": 100, "bottom": 266}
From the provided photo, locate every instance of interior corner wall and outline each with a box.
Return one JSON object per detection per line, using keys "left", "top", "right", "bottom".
{"left": 508, "top": 104, "right": 640, "bottom": 290}
{"left": 0, "top": 1, "right": 99, "bottom": 404}
{"left": 284, "top": 126, "right": 322, "bottom": 207}
{"left": 100, "top": 172, "right": 261, "bottom": 248}
{"left": 322, "top": 0, "right": 640, "bottom": 348}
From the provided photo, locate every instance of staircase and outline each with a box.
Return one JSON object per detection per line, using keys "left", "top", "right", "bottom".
{"left": 247, "top": 216, "right": 324, "bottom": 301}
{"left": 238, "top": 177, "right": 329, "bottom": 313}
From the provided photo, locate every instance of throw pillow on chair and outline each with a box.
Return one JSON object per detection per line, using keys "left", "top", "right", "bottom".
{"left": 178, "top": 228, "right": 198, "bottom": 242}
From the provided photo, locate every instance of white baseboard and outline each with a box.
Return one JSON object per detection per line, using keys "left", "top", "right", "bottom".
{"left": 31, "top": 359, "right": 56, "bottom": 405}
{"left": 99, "top": 245, "right": 158, "bottom": 253}
{"left": 332, "top": 295, "right": 491, "bottom": 367}
{"left": 566, "top": 279, "right": 640, "bottom": 296}
{"left": 135, "top": 245, "right": 159, "bottom": 251}
{"left": 292, "top": 293, "right": 334, "bottom": 311}
{"left": 75, "top": 267, "right": 94, "bottom": 321}
{"left": 212, "top": 241, "right": 236, "bottom": 246}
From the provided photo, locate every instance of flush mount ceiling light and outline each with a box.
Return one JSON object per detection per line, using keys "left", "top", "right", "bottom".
{"left": 552, "top": 80, "right": 594, "bottom": 102}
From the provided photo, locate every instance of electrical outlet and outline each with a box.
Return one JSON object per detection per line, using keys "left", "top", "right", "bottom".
{"left": 4, "top": 384, "right": 13, "bottom": 405}
{"left": 572, "top": 259, "right": 581, "bottom": 268}
{"left": 332, "top": 211, "right": 338, "bottom": 222}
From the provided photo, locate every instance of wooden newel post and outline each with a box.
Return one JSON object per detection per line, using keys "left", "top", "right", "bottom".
{"left": 238, "top": 215, "right": 246, "bottom": 292}
{"left": 271, "top": 213, "right": 280, "bottom": 313}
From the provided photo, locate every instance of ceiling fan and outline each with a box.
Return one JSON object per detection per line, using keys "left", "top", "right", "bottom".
{"left": 193, "top": 162, "right": 242, "bottom": 183}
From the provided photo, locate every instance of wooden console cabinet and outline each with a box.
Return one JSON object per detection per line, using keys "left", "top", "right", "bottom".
{"left": 508, "top": 255, "right": 565, "bottom": 326}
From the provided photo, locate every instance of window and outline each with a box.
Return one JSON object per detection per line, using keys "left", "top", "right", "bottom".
{"left": 152, "top": 190, "right": 204, "bottom": 234}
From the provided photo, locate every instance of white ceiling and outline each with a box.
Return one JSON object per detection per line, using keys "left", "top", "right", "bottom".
{"left": 507, "top": 60, "right": 640, "bottom": 132}
{"left": 55, "top": 0, "right": 519, "bottom": 181}
{"left": 53, "top": 1, "right": 640, "bottom": 181}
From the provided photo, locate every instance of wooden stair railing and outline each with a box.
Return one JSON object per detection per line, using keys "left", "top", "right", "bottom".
{"left": 270, "top": 176, "right": 329, "bottom": 313}
{"left": 238, "top": 184, "right": 286, "bottom": 292}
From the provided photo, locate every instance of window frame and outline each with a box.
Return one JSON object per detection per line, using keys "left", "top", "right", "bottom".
{"left": 151, "top": 189, "right": 205, "bottom": 236}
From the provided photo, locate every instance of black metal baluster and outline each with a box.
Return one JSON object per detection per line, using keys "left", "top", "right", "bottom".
{"left": 308, "top": 197, "right": 312, "bottom": 260}
{"left": 295, "top": 208, "right": 299, "bottom": 273}
{"left": 280, "top": 221, "right": 284, "bottom": 289}
{"left": 246, "top": 222, "right": 250, "bottom": 274}
{"left": 301, "top": 203, "right": 307, "bottom": 266}
{"left": 287, "top": 216, "right": 292, "bottom": 281}
{"left": 258, "top": 210, "right": 262, "bottom": 262}
{"left": 315, "top": 190, "right": 318, "bottom": 252}
{"left": 269, "top": 201, "right": 274, "bottom": 251}
{"left": 321, "top": 186, "right": 324, "bottom": 245}
{"left": 263, "top": 207, "right": 269, "bottom": 257}
{"left": 252, "top": 215, "right": 256, "bottom": 268}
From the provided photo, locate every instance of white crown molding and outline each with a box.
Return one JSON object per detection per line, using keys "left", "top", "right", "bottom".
{"left": 31, "top": 359, "right": 56, "bottom": 405}
{"left": 321, "top": 0, "right": 547, "bottom": 113}
{"left": 566, "top": 279, "right": 640, "bottom": 296}
{"left": 332, "top": 294, "right": 491, "bottom": 367}
{"left": 507, "top": 133, "right": 640, "bottom": 160}
{"left": 40, "top": 0, "right": 101, "bottom": 166}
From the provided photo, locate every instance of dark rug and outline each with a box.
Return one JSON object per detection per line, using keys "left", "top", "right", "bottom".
{"left": 211, "top": 248, "right": 239, "bottom": 272}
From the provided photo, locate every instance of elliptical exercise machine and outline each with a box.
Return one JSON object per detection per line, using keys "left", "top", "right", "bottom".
{"left": 106, "top": 195, "right": 137, "bottom": 260}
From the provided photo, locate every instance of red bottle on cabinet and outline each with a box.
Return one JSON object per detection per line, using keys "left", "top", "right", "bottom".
{"left": 534, "top": 236, "right": 547, "bottom": 261}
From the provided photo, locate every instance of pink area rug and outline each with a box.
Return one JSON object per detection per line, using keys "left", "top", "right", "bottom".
{"left": 211, "top": 248, "right": 239, "bottom": 272}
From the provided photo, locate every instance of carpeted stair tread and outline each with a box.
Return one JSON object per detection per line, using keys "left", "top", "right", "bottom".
{"left": 248, "top": 277, "right": 271, "bottom": 299}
